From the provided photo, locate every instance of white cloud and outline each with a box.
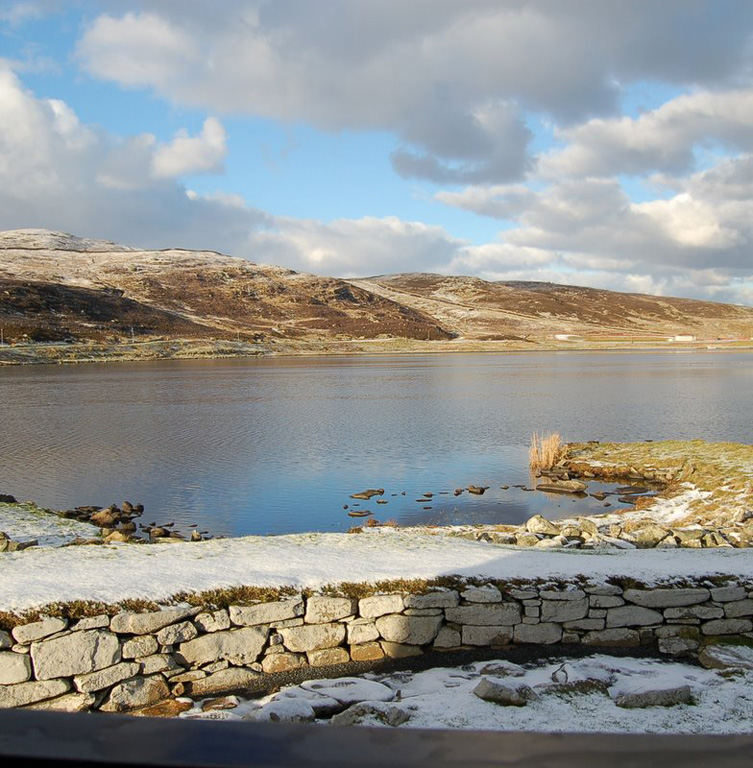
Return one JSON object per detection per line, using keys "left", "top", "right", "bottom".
{"left": 151, "top": 117, "right": 227, "bottom": 178}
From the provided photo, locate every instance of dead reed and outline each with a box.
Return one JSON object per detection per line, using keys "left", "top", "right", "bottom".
{"left": 529, "top": 432, "right": 562, "bottom": 472}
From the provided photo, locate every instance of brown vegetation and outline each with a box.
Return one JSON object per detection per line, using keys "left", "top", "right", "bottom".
{"left": 529, "top": 432, "right": 563, "bottom": 472}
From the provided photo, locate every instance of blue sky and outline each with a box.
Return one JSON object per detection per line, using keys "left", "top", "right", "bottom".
{"left": 1, "top": 2, "right": 752, "bottom": 304}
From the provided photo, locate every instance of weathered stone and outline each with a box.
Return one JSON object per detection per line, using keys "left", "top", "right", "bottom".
{"left": 375, "top": 614, "right": 443, "bottom": 645}
{"left": 186, "top": 667, "right": 261, "bottom": 697}
{"left": 462, "top": 625, "right": 512, "bottom": 646}
{"left": 31, "top": 630, "right": 120, "bottom": 680}
{"left": 403, "top": 591, "right": 459, "bottom": 609}
{"left": 350, "top": 642, "right": 385, "bottom": 661}
{"left": 110, "top": 606, "right": 200, "bottom": 635}
{"left": 229, "top": 599, "right": 304, "bottom": 627}
{"left": 157, "top": 621, "right": 198, "bottom": 646}
{"left": 74, "top": 661, "right": 140, "bottom": 692}
{"left": 623, "top": 588, "right": 709, "bottom": 608}
{"left": 330, "top": 702, "right": 410, "bottom": 727}
{"left": 525, "top": 514, "right": 560, "bottom": 535}
{"left": 589, "top": 595, "right": 624, "bottom": 608}
{"left": 178, "top": 626, "right": 268, "bottom": 666}
{"left": 170, "top": 670, "right": 207, "bottom": 685}
{"left": 12, "top": 617, "right": 67, "bottom": 645}
{"left": 308, "top": 647, "right": 350, "bottom": 667}
{"left": 201, "top": 695, "right": 239, "bottom": 712}
{"left": 658, "top": 636, "right": 699, "bottom": 655}
{"left": 305, "top": 596, "right": 356, "bottom": 624}
{"left": 473, "top": 678, "right": 533, "bottom": 706}
{"left": 563, "top": 618, "right": 605, "bottom": 631}
{"left": 536, "top": 480, "right": 587, "bottom": 494}
{"left": 202, "top": 660, "right": 230, "bottom": 674}
{"left": 461, "top": 586, "right": 502, "bottom": 603}
{"left": 101, "top": 675, "right": 170, "bottom": 712}
{"left": 723, "top": 599, "right": 753, "bottom": 618}
{"left": 541, "top": 598, "right": 588, "bottom": 623}
{"left": 194, "top": 609, "right": 231, "bottom": 633}
{"left": 664, "top": 605, "right": 723, "bottom": 621}
{"left": 654, "top": 626, "right": 700, "bottom": 640}
{"left": 589, "top": 609, "right": 607, "bottom": 618}
{"left": 630, "top": 524, "right": 671, "bottom": 548}
{"left": 404, "top": 608, "right": 442, "bottom": 616}
{"left": 358, "top": 594, "right": 404, "bottom": 618}
{"left": 585, "top": 583, "right": 623, "bottom": 596}
{"left": 606, "top": 605, "right": 663, "bottom": 628}
{"left": 130, "top": 699, "right": 193, "bottom": 718}
{"left": 445, "top": 603, "right": 521, "bottom": 626}
{"left": 710, "top": 586, "right": 747, "bottom": 603}
{"left": 71, "top": 615, "right": 110, "bottom": 632}
{"left": 701, "top": 618, "right": 753, "bottom": 635}
{"left": 699, "top": 644, "right": 753, "bottom": 670}
{"left": 262, "top": 652, "right": 306, "bottom": 674}
{"left": 539, "top": 588, "right": 586, "bottom": 601}
{"left": 23, "top": 692, "right": 95, "bottom": 712}
{"left": 0, "top": 630, "right": 10, "bottom": 650}
{"left": 0, "top": 679, "right": 70, "bottom": 709}
{"left": 515, "top": 532, "right": 541, "bottom": 547}
{"left": 380, "top": 641, "right": 422, "bottom": 658}
{"left": 137, "top": 654, "right": 180, "bottom": 675}
{"left": 0, "top": 651, "right": 31, "bottom": 684}
{"left": 279, "top": 623, "right": 345, "bottom": 653}
{"left": 513, "top": 623, "right": 562, "bottom": 644}
{"left": 582, "top": 628, "right": 640, "bottom": 647}
{"left": 432, "top": 627, "right": 462, "bottom": 649}
{"left": 250, "top": 698, "right": 316, "bottom": 723}
{"left": 611, "top": 684, "right": 692, "bottom": 708}
{"left": 122, "top": 635, "right": 158, "bottom": 659}
{"left": 508, "top": 589, "right": 539, "bottom": 600}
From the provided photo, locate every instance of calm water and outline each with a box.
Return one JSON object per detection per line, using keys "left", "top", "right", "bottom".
{"left": 2, "top": 351, "right": 751, "bottom": 536}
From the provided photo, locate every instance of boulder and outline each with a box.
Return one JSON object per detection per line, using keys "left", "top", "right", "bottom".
{"left": 31, "top": 630, "right": 120, "bottom": 680}
{"left": 473, "top": 678, "right": 533, "bottom": 706}
{"left": 375, "top": 614, "right": 443, "bottom": 645}
{"left": 698, "top": 644, "right": 753, "bottom": 671}
{"left": 380, "top": 642, "right": 422, "bottom": 658}
{"left": 0, "top": 630, "right": 10, "bottom": 650}
{"left": 723, "top": 599, "right": 753, "bottom": 618}
{"left": 611, "top": 684, "right": 692, "bottom": 708}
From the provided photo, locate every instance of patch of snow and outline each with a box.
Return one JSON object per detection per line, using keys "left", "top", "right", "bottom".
{"left": 3, "top": 527, "right": 753, "bottom": 612}
{"left": 0, "top": 503, "right": 98, "bottom": 547}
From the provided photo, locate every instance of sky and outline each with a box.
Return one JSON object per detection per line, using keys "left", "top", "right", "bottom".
{"left": 1, "top": 1, "right": 753, "bottom": 304}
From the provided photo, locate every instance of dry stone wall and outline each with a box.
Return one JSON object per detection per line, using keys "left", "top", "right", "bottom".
{"left": 2, "top": 579, "right": 752, "bottom": 713}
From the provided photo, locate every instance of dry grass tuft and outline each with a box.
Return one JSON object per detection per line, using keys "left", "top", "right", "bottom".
{"left": 529, "top": 432, "right": 563, "bottom": 472}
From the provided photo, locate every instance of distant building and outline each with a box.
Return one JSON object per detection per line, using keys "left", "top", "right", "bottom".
{"left": 669, "top": 334, "right": 696, "bottom": 342}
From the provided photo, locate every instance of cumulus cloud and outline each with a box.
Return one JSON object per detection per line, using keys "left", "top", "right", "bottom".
{"left": 76, "top": 1, "right": 753, "bottom": 184}
{"left": 151, "top": 117, "right": 226, "bottom": 178}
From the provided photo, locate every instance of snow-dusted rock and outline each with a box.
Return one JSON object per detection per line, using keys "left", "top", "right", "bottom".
{"left": 698, "top": 644, "right": 753, "bottom": 671}
{"left": 473, "top": 678, "right": 533, "bottom": 706}
{"left": 31, "top": 630, "right": 120, "bottom": 680}
{"left": 610, "top": 683, "right": 692, "bottom": 708}
{"left": 249, "top": 697, "right": 316, "bottom": 722}
{"left": 300, "top": 677, "right": 394, "bottom": 705}
{"left": 330, "top": 701, "right": 411, "bottom": 727}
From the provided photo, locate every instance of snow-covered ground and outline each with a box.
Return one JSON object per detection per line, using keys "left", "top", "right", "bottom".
{"left": 3, "top": 526, "right": 753, "bottom": 612}
{"left": 181, "top": 654, "right": 753, "bottom": 734}
{"left": 0, "top": 502, "right": 98, "bottom": 547}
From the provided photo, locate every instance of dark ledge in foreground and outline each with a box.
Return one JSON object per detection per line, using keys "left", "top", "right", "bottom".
{"left": 1, "top": 709, "right": 753, "bottom": 768}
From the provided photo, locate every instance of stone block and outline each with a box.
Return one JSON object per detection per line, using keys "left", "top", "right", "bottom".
{"left": 101, "top": 675, "right": 170, "bottom": 712}
{"left": 262, "top": 653, "right": 306, "bottom": 674}
{"left": 380, "top": 641, "right": 422, "bottom": 658}
{"left": 375, "top": 614, "right": 443, "bottom": 645}
{"left": 589, "top": 595, "right": 624, "bottom": 609}
{"left": 611, "top": 684, "right": 692, "bottom": 708}
{"left": 305, "top": 596, "right": 356, "bottom": 624}
{"left": 229, "top": 599, "right": 304, "bottom": 627}
{"left": 0, "top": 651, "right": 31, "bottom": 684}
{"left": 31, "top": 630, "right": 120, "bottom": 680}
{"left": 156, "top": 621, "right": 198, "bottom": 646}
{"left": 584, "top": 584, "right": 623, "bottom": 596}
{"left": 710, "top": 586, "right": 747, "bottom": 603}
{"left": 460, "top": 586, "right": 502, "bottom": 603}
{"left": 403, "top": 591, "right": 459, "bottom": 609}
{"left": 433, "top": 627, "right": 462, "bottom": 649}
{"left": 350, "top": 642, "right": 385, "bottom": 661}
{"left": 541, "top": 598, "right": 588, "bottom": 622}
{"left": 701, "top": 618, "right": 753, "bottom": 635}
{"left": 462, "top": 625, "right": 512, "bottom": 646}
{"left": 194, "top": 609, "right": 231, "bottom": 634}
{"left": 74, "top": 661, "right": 140, "bottom": 693}
{"left": 185, "top": 667, "right": 261, "bottom": 697}
{"left": 539, "top": 588, "right": 586, "bottom": 601}
{"left": 582, "top": 628, "right": 640, "bottom": 647}
{"left": 122, "top": 635, "right": 158, "bottom": 659}
{"left": 22, "top": 692, "right": 95, "bottom": 712}
{"left": 563, "top": 618, "right": 604, "bottom": 631}
{"left": 513, "top": 623, "right": 562, "bottom": 644}
{"left": 358, "top": 594, "right": 404, "bottom": 618}
{"left": 177, "top": 626, "right": 268, "bottom": 666}
{"left": 445, "top": 603, "right": 521, "bottom": 626}
{"left": 723, "top": 599, "right": 753, "bottom": 618}
{"left": 307, "top": 647, "right": 350, "bottom": 667}
{"left": 658, "top": 636, "right": 699, "bottom": 655}
{"left": 71, "top": 615, "right": 109, "bottom": 632}
{"left": 0, "top": 679, "right": 70, "bottom": 709}
{"left": 110, "top": 606, "right": 200, "bottom": 635}
{"left": 623, "top": 588, "right": 709, "bottom": 608}
{"left": 279, "top": 623, "right": 345, "bottom": 653}
{"left": 473, "top": 678, "right": 532, "bottom": 706}
{"left": 606, "top": 605, "right": 663, "bottom": 628}
{"left": 12, "top": 618, "right": 67, "bottom": 645}
{"left": 137, "top": 654, "right": 180, "bottom": 675}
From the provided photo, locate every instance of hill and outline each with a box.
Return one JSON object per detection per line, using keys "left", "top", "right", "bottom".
{"left": 0, "top": 229, "right": 751, "bottom": 360}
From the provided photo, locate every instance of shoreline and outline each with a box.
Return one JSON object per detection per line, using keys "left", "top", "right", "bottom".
{"left": 1, "top": 336, "right": 752, "bottom": 366}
